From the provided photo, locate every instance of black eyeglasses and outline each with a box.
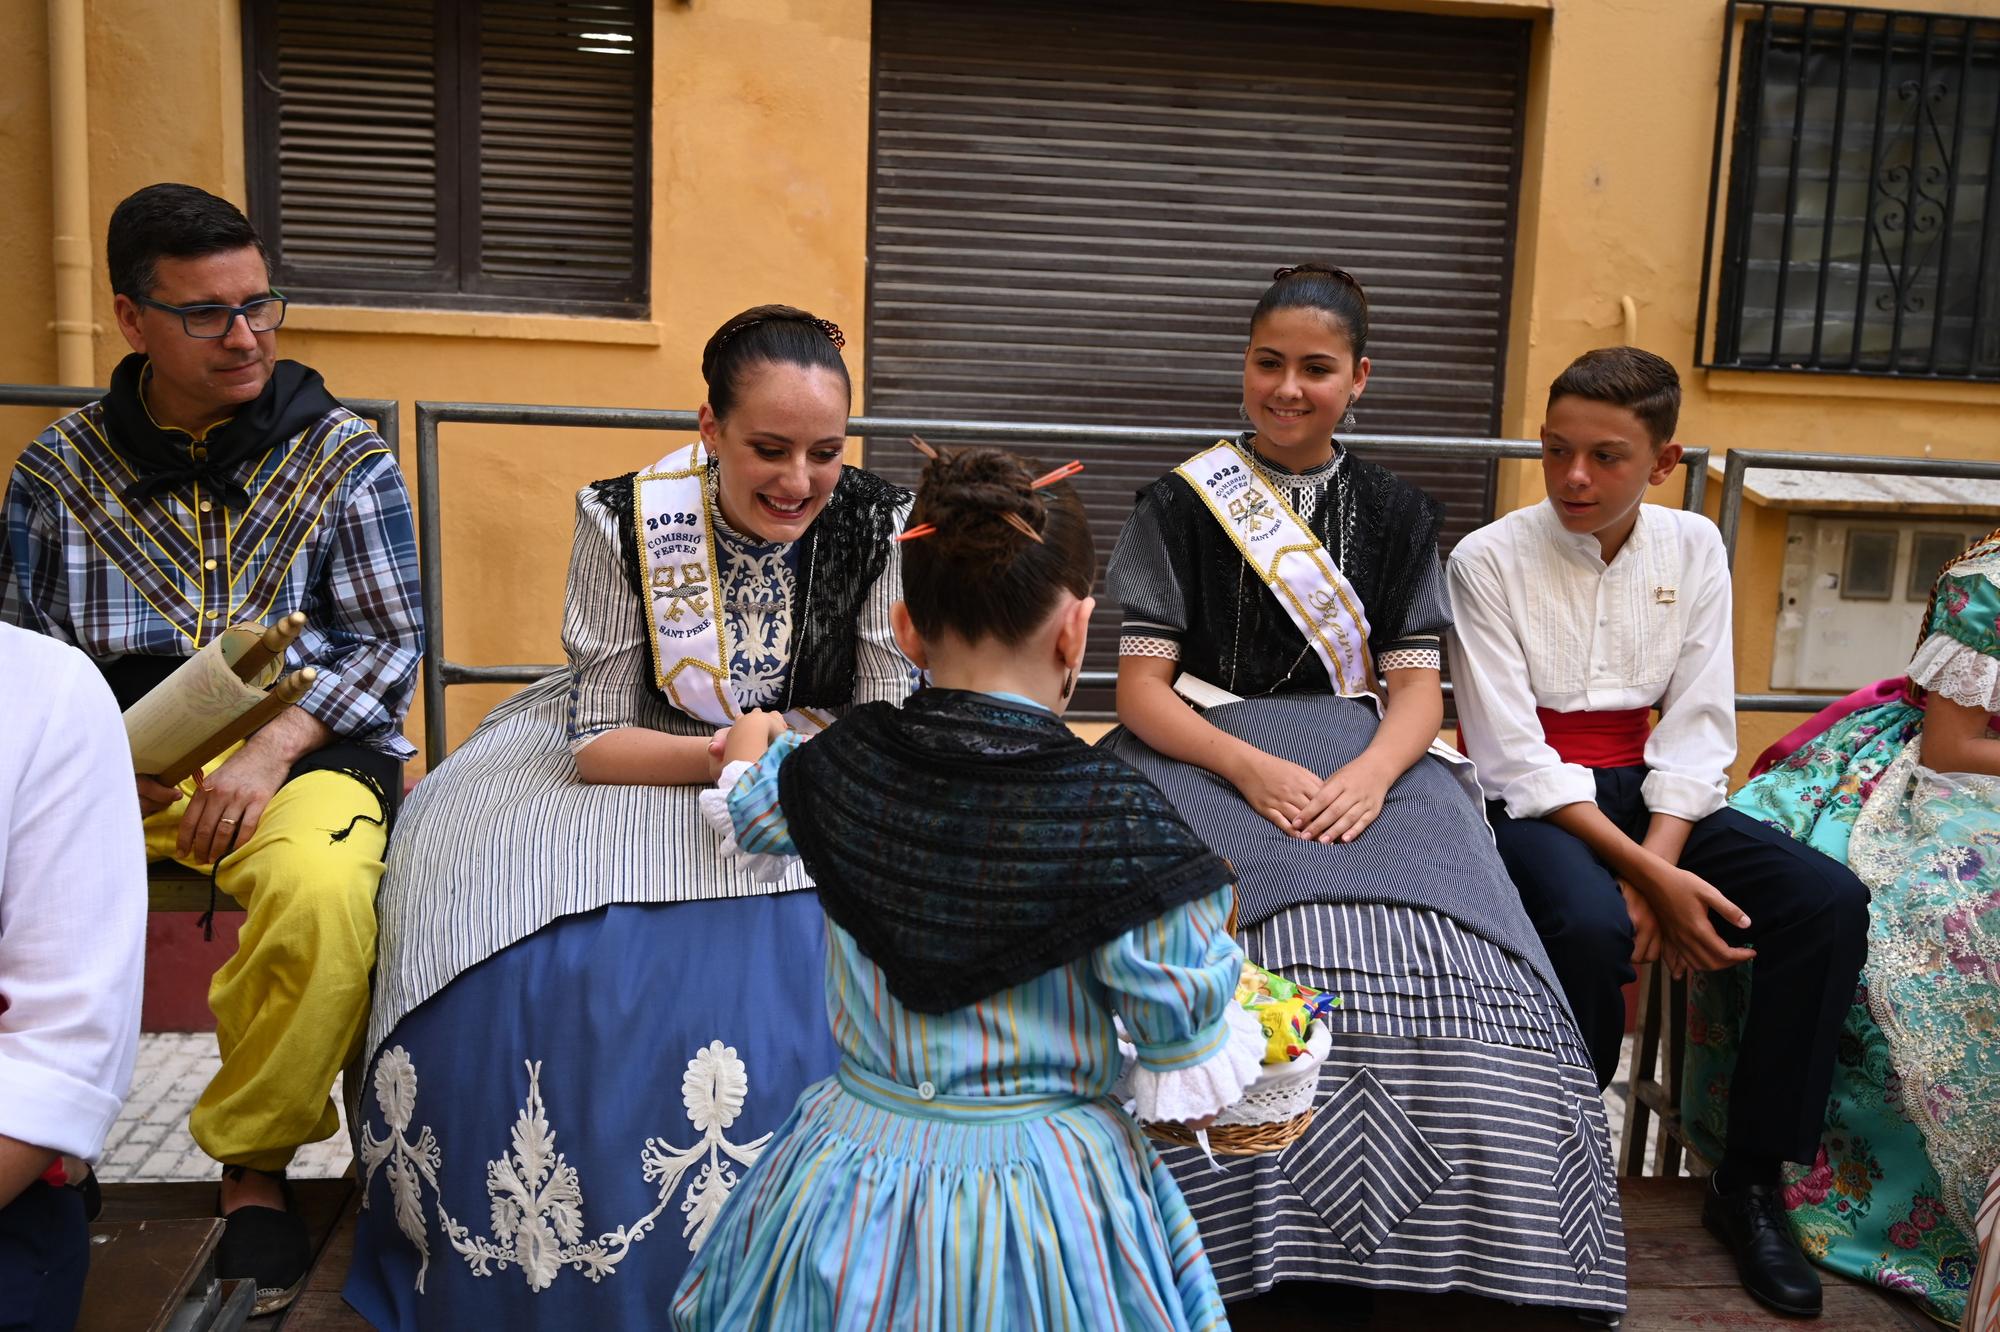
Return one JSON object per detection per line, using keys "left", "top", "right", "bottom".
{"left": 131, "top": 291, "right": 288, "bottom": 339}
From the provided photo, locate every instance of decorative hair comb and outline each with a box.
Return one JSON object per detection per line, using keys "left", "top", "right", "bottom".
{"left": 1030, "top": 460, "right": 1083, "bottom": 489}
{"left": 1001, "top": 512, "right": 1043, "bottom": 544}
{"left": 813, "top": 318, "right": 847, "bottom": 349}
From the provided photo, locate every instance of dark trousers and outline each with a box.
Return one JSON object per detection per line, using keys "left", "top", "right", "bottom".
{"left": 1488, "top": 765, "right": 1869, "bottom": 1164}
{"left": 0, "top": 1181, "right": 88, "bottom": 1332}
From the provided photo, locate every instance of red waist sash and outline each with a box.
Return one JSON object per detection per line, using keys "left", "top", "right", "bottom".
{"left": 1536, "top": 706, "right": 1652, "bottom": 768}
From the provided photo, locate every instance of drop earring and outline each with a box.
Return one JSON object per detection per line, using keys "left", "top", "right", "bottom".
{"left": 1060, "top": 664, "right": 1077, "bottom": 702}
{"left": 1341, "top": 400, "right": 1358, "bottom": 432}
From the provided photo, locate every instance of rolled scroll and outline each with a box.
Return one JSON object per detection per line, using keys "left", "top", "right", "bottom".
{"left": 154, "top": 667, "right": 318, "bottom": 786}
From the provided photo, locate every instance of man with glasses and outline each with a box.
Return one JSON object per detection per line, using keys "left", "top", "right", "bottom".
{"left": 0, "top": 182, "right": 422, "bottom": 1314}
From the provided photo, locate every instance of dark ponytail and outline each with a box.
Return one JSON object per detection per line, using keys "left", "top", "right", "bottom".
{"left": 700, "top": 303, "right": 850, "bottom": 418}
{"left": 900, "top": 448, "right": 1094, "bottom": 647}
{"left": 1250, "top": 262, "right": 1370, "bottom": 358}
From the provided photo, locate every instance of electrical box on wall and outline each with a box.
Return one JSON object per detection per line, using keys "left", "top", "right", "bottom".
{"left": 1771, "top": 517, "right": 1987, "bottom": 690}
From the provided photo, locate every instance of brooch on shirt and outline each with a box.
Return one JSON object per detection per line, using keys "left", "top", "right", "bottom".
{"left": 1654, "top": 586, "right": 1677, "bottom": 604}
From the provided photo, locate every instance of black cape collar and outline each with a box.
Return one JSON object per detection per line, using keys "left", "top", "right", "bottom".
{"left": 777, "top": 688, "right": 1231, "bottom": 1013}
{"left": 100, "top": 352, "right": 340, "bottom": 511}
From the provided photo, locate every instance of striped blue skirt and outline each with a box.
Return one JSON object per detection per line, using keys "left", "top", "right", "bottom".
{"left": 343, "top": 896, "right": 841, "bottom": 1330}
{"left": 672, "top": 1062, "right": 1229, "bottom": 1331}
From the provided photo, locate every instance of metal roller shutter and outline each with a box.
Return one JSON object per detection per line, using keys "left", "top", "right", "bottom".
{"left": 864, "top": 0, "right": 1528, "bottom": 707}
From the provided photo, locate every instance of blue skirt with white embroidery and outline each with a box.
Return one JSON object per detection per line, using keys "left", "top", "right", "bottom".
{"left": 343, "top": 896, "right": 840, "bottom": 1330}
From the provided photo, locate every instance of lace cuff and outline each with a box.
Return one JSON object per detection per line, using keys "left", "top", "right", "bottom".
{"left": 1124, "top": 1004, "right": 1266, "bottom": 1125}
{"left": 697, "top": 760, "right": 795, "bottom": 884}
{"left": 1119, "top": 634, "right": 1181, "bottom": 661}
{"left": 1378, "top": 645, "right": 1441, "bottom": 673}
{"left": 1910, "top": 632, "right": 2000, "bottom": 712}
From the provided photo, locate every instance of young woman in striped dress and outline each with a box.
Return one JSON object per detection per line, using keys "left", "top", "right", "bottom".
{"left": 672, "top": 446, "right": 1264, "bottom": 1330}
{"left": 344, "top": 307, "right": 915, "bottom": 1328}
{"left": 1100, "top": 265, "right": 1625, "bottom": 1319}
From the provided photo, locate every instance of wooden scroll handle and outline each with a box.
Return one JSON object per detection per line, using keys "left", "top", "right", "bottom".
{"left": 154, "top": 667, "right": 317, "bottom": 786}
{"left": 230, "top": 611, "right": 307, "bottom": 683}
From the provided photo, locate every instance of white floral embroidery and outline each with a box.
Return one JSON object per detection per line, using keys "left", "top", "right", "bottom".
{"left": 645, "top": 1040, "right": 772, "bottom": 1252}
{"left": 720, "top": 536, "right": 795, "bottom": 709}
{"left": 358, "top": 1046, "right": 443, "bottom": 1292}
{"left": 361, "top": 1040, "right": 773, "bottom": 1295}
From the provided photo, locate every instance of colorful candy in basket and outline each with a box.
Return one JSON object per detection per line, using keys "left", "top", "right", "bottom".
{"left": 1235, "top": 961, "right": 1340, "bottom": 1065}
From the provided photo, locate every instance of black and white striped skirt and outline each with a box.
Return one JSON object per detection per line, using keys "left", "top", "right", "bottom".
{"left": 1106, "top": 697, "right": 1626, "bottom": 1315}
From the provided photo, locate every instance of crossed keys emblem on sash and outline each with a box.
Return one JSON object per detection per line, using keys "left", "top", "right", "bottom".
{"left": 1228, "top": 490, "right": 1275, "bottom": 535}
{"left": 651, "top": 561, "right": 711, "bottom": 621}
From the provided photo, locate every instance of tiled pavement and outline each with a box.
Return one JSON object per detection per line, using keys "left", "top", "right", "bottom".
{"left": 99, "top": 1028, "right": 1658, "bottom": 1184}
{"left": 97, "top": 1032, "right": 353, "bottom": 1183}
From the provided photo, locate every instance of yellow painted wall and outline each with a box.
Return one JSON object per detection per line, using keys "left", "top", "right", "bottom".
{"left": 4, "top": 0, "right": 1995, "bottom": 769}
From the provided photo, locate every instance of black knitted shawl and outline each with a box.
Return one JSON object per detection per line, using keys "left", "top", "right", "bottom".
{"left": 1135, "top": 452, "right": 1444, "bottom": 697}
{"left": 589, "top": 463, "right": 908, "bottom": 711}
{"left": 777, "top": 689, "right": 1232, "bottom": 1014}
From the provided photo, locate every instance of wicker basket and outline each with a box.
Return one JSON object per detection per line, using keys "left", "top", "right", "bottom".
{"left": 1141, "top": 1019, "right": 1331, "bottom": 1157}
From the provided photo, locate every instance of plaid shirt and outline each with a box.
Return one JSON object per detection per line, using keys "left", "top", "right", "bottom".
{"left": 2, "top": 399, "right": 423, "bottom": 759}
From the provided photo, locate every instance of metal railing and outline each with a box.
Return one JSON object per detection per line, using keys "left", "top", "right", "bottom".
{"left": 0, "top": 383, "right": 401, "bottom": 463}
{"left": 13, "top": 381, "right": 1993, "bottom": 769}
{"left": 414, "top": 399, "right": 1711, "bottom": 765}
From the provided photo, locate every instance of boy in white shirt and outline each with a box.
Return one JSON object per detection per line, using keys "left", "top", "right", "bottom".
{"left": 0, "top": 623, "right": 146, "bottom": 1329}
{"left": 1447, "top": 347, "right": 1866, "bottom": 1318}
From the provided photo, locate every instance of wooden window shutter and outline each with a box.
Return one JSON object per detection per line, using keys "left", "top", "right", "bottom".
{"left": 246, "top": 0, "right": 649, "bottom": 313}
{"left": 251, "top": 0, "right": 451, "bottom": 293}
{"left": 470, "top": 2, "right": 648, "bottom": 299}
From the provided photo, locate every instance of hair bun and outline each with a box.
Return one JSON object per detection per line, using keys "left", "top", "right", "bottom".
{"left": 913, "top": 448, "right": 1047, "bottom": 580}
{"left": 1272, "top": 261, "right": 1358, "bottom": 287}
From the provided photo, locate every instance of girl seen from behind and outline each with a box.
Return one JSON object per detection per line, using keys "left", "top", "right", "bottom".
{"left": 673, "top": 446, "right": 1263, "bottom": 1330}
{"left": 1101, "top": 265, "right": 1624, "bottom": 1318}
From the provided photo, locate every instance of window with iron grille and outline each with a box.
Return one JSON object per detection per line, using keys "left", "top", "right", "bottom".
{"left": 243, "top": 0, "right": 650, "bottom": 315}
{"left": 1699, "top": 2, "right": 2000, "bottom": 380}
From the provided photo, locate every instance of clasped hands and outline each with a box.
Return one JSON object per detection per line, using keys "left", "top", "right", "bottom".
{"left": 707, "top": 708, "right": 792, "bottom": 779}
{"left": 1230, "top": 751, "right": 1394, "bottom": 843}
{"left": 1617, "top": 867, "right": 1755, "bottom": 979}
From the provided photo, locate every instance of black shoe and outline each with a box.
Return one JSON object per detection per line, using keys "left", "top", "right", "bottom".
{"left": 215, "top": 1167, "right": 311, "bottom": 1316}
{"left": 1702, "top": 1174, "right": 1822, "bottom": 1317}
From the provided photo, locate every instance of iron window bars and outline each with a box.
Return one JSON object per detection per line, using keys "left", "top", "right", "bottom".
{"left": 1698, "top": 1, "right": 2000, "bottom": 381}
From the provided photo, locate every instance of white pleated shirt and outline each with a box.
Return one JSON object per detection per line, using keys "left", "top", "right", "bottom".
{"left": 0, "top": 622, "right": 146, "bottom": 1161}
{"left": 1445, "top": 500, "right": 1736, "bottom": 822}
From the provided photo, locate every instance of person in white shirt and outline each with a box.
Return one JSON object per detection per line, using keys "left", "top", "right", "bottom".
{"left": 0, "top": 622, "right": 146, "bottom": 1330}
{"left": 1447, "top": 347, "right": 1867, "bottom": 1319}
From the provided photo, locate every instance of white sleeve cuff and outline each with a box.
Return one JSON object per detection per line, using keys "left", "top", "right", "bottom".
{"left": 696, "top": 760, "right": 793, "bottom": 884}
{"left": 1500, "top": 762, "right": 1601, "bottom": 820}
{"left": 1642, "top": 769, "right": 1728, "bottom": 822}
{"left": 0, "top": 1053, "right": 126, "bottom": 1160}
{"left": 1910, "top": 632, "right": 2000, "bottom": 713}
{"left": 1126, "top": 1004, "right": 1266, "bottom": 1126}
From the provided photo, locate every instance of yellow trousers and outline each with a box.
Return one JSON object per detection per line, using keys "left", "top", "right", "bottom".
{"left": 145, "top": 752, "right": 385, "bottom": 1173}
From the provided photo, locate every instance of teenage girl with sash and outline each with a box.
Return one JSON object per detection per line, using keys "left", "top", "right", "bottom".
{"left": 674, "top": 445, "right": 1260, "bottom": 1330}
{"left": 344, "top": 306, "right": 913, "bottom": 1328}
{"left": 1102, "top": 264, "right": 1624, "bottom": 1320}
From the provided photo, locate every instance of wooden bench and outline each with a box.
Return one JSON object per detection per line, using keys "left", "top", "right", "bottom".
{"left": 86, "top": 1179, "right": 356, "bottom": 1332}
{"left": 73, "top": 1216, "right": 254, "bottom": 1332}
{"left": 1620, "top": 960, "right": 1712, "bottom": 1177}
{"left": 148, "top": 862, "right": 243, "bottom": 913}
